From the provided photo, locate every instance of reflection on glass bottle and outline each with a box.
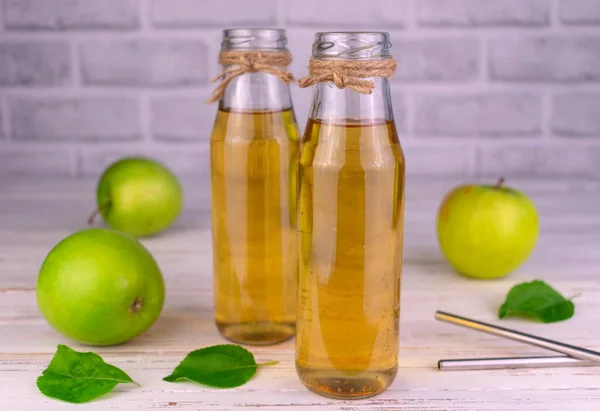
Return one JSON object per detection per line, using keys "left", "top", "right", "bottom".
{"left": 296, "top": 32, "right": 405, "bottom": 399}
{"left": 210, "top": 29, "right": 300, "bottom": 345}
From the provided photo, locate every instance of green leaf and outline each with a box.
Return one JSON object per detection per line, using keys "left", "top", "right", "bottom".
{"left": 37, "top": 345, "right": 138, "bottom": 403}
{"left": 498, "top": 280, "right": 575, "bottom": 323}
{"left": 163, "top": 344, "right": 278, "bottom": 388}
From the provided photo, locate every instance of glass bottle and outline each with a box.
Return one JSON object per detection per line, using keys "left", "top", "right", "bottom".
{"left": 210, "top": 29, "right": 300, "bottom": 345}
{"left": 296, "top": 32, "right": 405, "bottom": 398}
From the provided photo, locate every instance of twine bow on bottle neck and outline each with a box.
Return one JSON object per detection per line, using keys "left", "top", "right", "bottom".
{"left": 207, "top": 51, "right": 295, "bottom": 103}
{"left": 298, "top": 58, "right": 397, "bottom": 94}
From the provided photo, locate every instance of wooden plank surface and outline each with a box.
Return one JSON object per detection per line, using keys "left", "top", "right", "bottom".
{"left": 1, "top": 177, "right": 600, "bottom": 410}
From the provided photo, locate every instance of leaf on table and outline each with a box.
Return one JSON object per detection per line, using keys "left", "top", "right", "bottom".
{"left": 36, "top": 344, "right": 138, "bottom": 403}
{"left": 498, "top": 280, "right": 575, "bottom": 323}
{"left": 163, "top": 344, "right": 278, "bottom": 388}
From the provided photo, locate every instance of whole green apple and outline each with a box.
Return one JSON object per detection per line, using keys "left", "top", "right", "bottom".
{"left": 437, "top": 178, "right": 539, "bottom": 279}
{"left": 92, "top": 157, "right": 183, "bottom": 237}
{"left": 36, "top": 228, "right": 165, "bottom": 346}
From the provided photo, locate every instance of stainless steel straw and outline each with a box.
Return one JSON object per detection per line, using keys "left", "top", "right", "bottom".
{"left": 435, "top": 311, "right": 600, "bottom": 365}
{"left": 438, "top": 355, "right": 591, "bottom": 371}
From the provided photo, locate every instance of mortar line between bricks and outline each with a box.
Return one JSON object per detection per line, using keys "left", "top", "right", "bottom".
{"left": 477, "top": 37, "right": 486, "bottom": 84}
{"left": 0, "top": 87, "right": 214, "bottom": 97}
{"left": 403, "top": 91, "right": 415, "bottom": 135}
{"left": 78, "top": 141, "right": 161, "bottom": 155}
{"left": 467, "top": 145, "right": 476, "bottom": 178}
{"left": 546, "top": 137, "right": 600, "bottom": 145}
{"left": 402, "top": 0, "right": 416, "bottom": 30}
{"left": 545, "top": 136, "right": 600, "bottom": 145}
{"left": 413, "top": 134, "right": 544, "bottom": 140}
{"left": 283, "top": 24, "right": 600, "bottom": 36}
{"left": 401, "top": 138, "right": 508, "bottom": 146}
{"left": 72, "top": 146, "right": 83, "bottom": 177}
{"left": 0, "top": 95, "right": 10, "bottom": 141}
{"left": 276, "top": 0, "right": 286, "bottom": 27}
{"left": 389, "top": 83, "right": 600, "bottom": 92}
{"left": 138, "top": 0, "right": 151, "bottom": 32}
{"left": 473, "top": 143, "right": 483, "bottom": 178}
{"left": 69, "top": 38, "right": 81, "bottom": 87}
{"left": 479, "top": 137, "right": 600, "bottom": 147}
{"left": 139, "top": 92, "right": 152, "bottom": 143}
{"left": 541, "top": 88, "right": 553, "bottom": 140}
{"left": 551, "top": 0, "right": 562, "bottom": 29}
{"left": 0, "top": 29, "right": 236, "bottom": 40}
{"left": 0, "top": 0, "right": 4, "bottom": 32}
{"left": 67, "top": 146, "right": 79, "bottom": 177}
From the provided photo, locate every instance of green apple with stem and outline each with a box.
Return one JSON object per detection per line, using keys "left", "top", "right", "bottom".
{"left": 437, "top": 177, "right": 539, "bottom": 279}
{"left": 89, "top": 157, "right": 183, "bottom": 237}
{"left": 36, "top": 228, "right": 165, "bottom": 346}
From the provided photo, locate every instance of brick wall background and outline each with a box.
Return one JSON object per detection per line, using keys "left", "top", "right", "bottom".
{"left": 1, "top": 0, "right": 600, "bottom": 179}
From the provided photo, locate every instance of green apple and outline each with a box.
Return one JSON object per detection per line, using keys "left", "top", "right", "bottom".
{"left": 92, "top": 157, "right": 183, "bottom": 237}
{"left": 437, "top": 178, "right": 539, "bottom": 279}
{"left": 36, "top": 228, "right": 165, "bottom": 346}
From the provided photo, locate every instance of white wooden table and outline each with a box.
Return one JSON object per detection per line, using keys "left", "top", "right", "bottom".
{"left": 1, "top": 177, "right": 600, "bottom": 410}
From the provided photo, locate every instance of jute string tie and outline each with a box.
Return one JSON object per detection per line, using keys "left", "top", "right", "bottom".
{"left": 298, "top": 58, "right": 397, "bottom": 94}
{"left": 207, "top": 51, "right": 295, "bottom": 103}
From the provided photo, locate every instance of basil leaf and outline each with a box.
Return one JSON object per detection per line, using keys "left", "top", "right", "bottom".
{"left": 499, "top": 280, "right": 575, "bottom": 323}
{"left": 163, "top": 344, "right": 278, "bottom": 388}
{"left": 37, "top": 345, "right": 138, "bottom": 403}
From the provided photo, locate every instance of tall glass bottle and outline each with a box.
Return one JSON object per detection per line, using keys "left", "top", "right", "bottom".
{"left": 296, "top": 32, "right": 405, "bottom": 398}
{"left": 210, "top": 29, "right": 300, "bottom": 345}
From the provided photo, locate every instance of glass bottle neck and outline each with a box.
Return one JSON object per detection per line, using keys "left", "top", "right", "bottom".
{"left": 220, "top": 68, "right": 294, "bottom": 112}
{"left": 308, "top": 77, "right": 394, "bottom": 124}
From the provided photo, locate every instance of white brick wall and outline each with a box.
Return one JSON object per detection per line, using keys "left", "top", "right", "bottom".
{"left": 4, "top": 0, "right": 140, "bottom": 30}
{"left": 0, "top": 42, "right": 70, "bottom": 85}
{"left": 417, "top": 0, "right": 551, "bottom": 27}
{"left": 552, "top": 93, "right": 600, "bottom": 136}
{"left": 151, "top": 0, "right": 278, "bottom": 28}
{"left": 9, "top": 97, "right": 141, "bottom": 141}
{"left": 80, "top": 40, "right": 209, "bottom": 86}
{"left": 0, "top": 0, "right": 599, "bottom": 179}
{"left": 415, "top": 92, "right": 543, "bottom": 137}
{"left": 488, "top": 36, "right": 600, "bottom": 82}
{"left": 395, "top": 38, "right": 480, "bottom": 82}
{"left": 559, "top": 0, "right": 600, "bottom": 25}
{"left": 151, "top": 97, "right": 215, "bottom": 141}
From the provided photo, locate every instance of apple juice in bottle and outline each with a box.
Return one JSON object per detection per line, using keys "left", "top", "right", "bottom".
{"left": 296, "top": 32, "right": 405, "bottom": 398}
{"left": 210, "top": 29, "right": 300, "bottom": 345}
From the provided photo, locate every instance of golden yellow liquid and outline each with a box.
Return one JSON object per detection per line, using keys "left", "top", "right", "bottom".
{"left": 296, "top": 118, "right": 405, "bottom": 398}
{"left": 210, "top": 108, "right": 300, "bottom": 345}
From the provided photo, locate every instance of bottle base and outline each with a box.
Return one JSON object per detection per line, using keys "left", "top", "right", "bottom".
{"left": 296, "top": 364, "right": 397, "bottom": 399}
{"left": 216, "top": 321, "right": 295, "bottom": 346}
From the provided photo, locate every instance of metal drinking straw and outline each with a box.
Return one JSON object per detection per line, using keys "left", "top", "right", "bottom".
{"left": 438, "top": 355, "right": 591, "bottom": 371}
{"left": 435, "top": 311, "right": 600, "bottom": 370}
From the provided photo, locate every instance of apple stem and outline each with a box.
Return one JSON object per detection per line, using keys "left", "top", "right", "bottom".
{"left": 87, "top": 208, "right": 100, "bottom": 226}
{"left": 495, "top": 177, "right": 505, "bottom": 189}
